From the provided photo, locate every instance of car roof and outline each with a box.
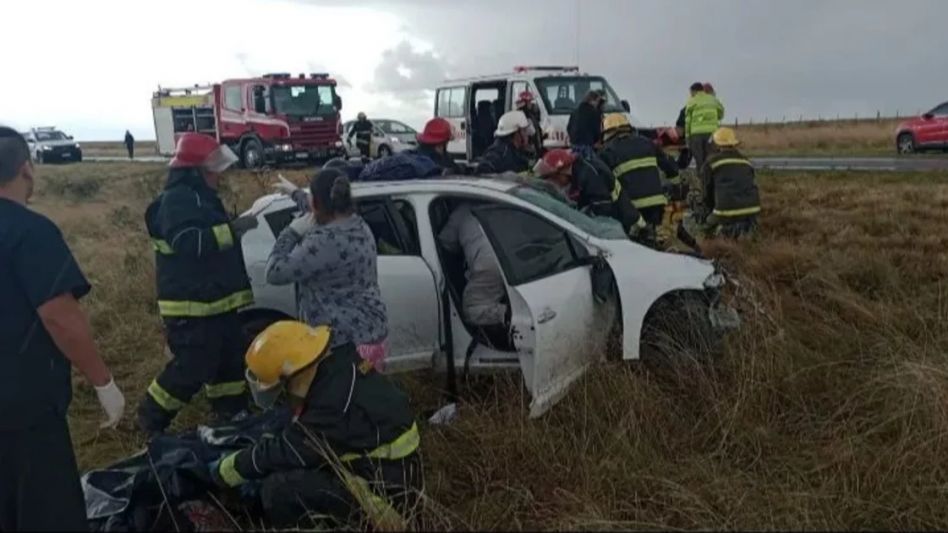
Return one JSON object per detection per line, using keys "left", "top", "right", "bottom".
{"left": 351, "top": 177, "right": 517, "bottom": 196}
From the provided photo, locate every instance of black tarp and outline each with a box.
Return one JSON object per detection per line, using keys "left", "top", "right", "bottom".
{"left": 81, "top": 410, "right": 291, "bottom": 531}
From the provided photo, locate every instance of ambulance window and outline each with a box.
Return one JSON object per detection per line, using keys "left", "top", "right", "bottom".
{"left": 224, "top": 85, "right": 243, "bottom": 111}
{"left": 437, "top": 87, "right": 466, "bottom": 118}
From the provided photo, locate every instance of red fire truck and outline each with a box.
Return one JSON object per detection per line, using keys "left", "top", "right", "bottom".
{"left": 152, "top": 73, "right": 346, "bottom": 168}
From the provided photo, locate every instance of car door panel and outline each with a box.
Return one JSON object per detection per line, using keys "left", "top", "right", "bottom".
{"left": 472, "top": 205, "right": 600, "bottom": 418}
{"left": 376, "top": 256, "right": 440, "bottom": 371}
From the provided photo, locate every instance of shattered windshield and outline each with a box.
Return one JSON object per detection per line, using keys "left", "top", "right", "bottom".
{"left": 271, "top": 84, "right": 336, "bottom": 117}
{"left": 511, "top": 186, "right": 628, "bottom": 240}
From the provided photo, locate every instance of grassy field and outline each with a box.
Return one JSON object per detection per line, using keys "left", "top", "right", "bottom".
{"left": 31, "top": 161, "right": 948, "bottom": 530}
{"left": 82, "top": 140, "right": 158, "bottom": 157}
{"left": 735, "top": 118, "right": 902, "bottom": 157}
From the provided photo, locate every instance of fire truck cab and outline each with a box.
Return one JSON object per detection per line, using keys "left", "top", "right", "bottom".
{"left": 433, "top": 66, "right": 680, "bottom": 162}
{"left": 153, "top": 73, "right": 346, "bottom": 168}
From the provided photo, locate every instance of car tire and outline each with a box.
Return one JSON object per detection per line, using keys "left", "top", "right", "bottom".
{"left": 897, "top": 133, "right": 916, "bottom": 155}
{"left": 241, "top": 139, "right": 264, "bottom": 169}
{"left": 378, "top": 145, "right": 392, "bottom": 158}
{"left": 640, "top": 291, "right": 721, "bottom": 371}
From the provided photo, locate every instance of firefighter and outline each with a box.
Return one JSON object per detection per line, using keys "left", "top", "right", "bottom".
{"left": 138, "top": 133, "right": 257, "bottom": 436}
{"left": 125, "top": 129, "right": 135, "bottom": 160}
{"left": 699, "top": 127, "right": 761, "bottom": 239}
{"left": 347, "top": 112, "right": 374, "bottom": 159}
{"left": 0, "top": 127, "right": 125, "bottom": 530}
{"left": 209, "top": 321, "right": 422, "bottom": 529}
{"left": 684, "top": 82, "right": 725, "bottom": 171}
{"left": 409, "top": 117, "right": 459, "bottom": 174}
{"left": 474, "top": 110, "right": 534, "bottom": 175}
{"left": 533, "top": 148, "right": 651, "bottom": 243}
{"left": 515, "top": 91, "right": 544, "bottom": 157}
{"left": 599, "top": 114, "right": 681, "bottom": 231}
{"left": 567, "top": 89, "right": 606, "bottom": 157}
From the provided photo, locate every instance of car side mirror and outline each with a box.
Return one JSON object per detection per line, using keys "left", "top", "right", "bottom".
{"left": 334, "top": 95, "right": 343, "bottom": 111}
{"left": 67, "top": 135, "right": 74, "bottom": 140}
{"left": 923, "top": 113, "right": 934, "bottom": 120}
{"left": 621, "top": 100, "right": 631, "bottom": 113}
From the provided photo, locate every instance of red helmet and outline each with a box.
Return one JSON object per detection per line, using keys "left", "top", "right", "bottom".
{"left": 532, "top": 148, "right": 577, "bottom": 177}
{"left": 169, "top": 133, "right": 238, "bottom": 172}
{"left": 416, "top": 117, "right": 454, "bottom": 145}
{"left": 516, "top": 91, "right": 534, "bottom": 107}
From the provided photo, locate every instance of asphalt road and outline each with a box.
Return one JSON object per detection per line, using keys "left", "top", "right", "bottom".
{"left": 85, "top": 155, "right": 948, "bottom": 172}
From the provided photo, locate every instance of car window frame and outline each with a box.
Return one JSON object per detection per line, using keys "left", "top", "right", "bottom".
{"left": 931, "top": 103, "right": 948, "bottom": 116}
{"left": 357, "top": 195, "right": 421, "bottom": 257}
{"left": 471, "top": 203, "right": 588, "bottom": 287}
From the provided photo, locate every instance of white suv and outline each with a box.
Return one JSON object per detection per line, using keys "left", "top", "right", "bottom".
{"left": 23, "top": 127, "right": 83, "bottom": 164}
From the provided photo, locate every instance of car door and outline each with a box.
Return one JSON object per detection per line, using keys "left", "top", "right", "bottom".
{"left": 358, "top": 197, "right": 441, "bottom": 371}
{"left": 933, "top": 103, "right": 948, "bottom": 146}
{"left": 472, "top": 204, "right": 603, "bottom": 418}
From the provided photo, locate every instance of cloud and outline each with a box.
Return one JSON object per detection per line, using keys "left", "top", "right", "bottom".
{"left": 369, "top": 40, "right": 450, "bottom": 97}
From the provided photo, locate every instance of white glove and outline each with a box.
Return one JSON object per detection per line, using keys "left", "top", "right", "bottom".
{"left": 95, "top": 379, "right": 126, "bottom": 429}
{"left": 272, "top": 174, "right": 299, "bottom": 196}
{"left": 289, "top": 213, "right": 315, "bottom": 236}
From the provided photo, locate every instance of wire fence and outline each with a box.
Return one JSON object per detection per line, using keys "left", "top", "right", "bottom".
{"left": 730, "top": 110, "right": 918, "bottom": 128}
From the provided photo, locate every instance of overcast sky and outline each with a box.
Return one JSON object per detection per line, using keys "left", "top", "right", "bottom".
{"left": 2, "top": 0, "right": 945, "bottom": 140}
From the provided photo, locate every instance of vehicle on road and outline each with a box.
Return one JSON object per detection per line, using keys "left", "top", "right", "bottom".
{"left": 152, "top": 73, "right": 346, "bottom": 168}
{"left": 23, "top": 127, "right": 83, "bottom": 164}
{"left": 238, "top": 178, "right": 736, "bottom": 417}
{"left": 342, "top": 119, "right": 417, "bottom": 159}
{"left": 433, "top": 66, "right": 681, "bottom": 162}
{"left": 895, "top": 102, "right": 948, "bottom": 154}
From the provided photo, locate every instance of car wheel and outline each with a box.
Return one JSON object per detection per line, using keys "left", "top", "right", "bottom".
{"left": 640, "top": 291, "right": 721, "bottom": 370}
{"left": 378, "top": 145, "right": 392, "bottom": 158}
{"left": 897, "top": 133, "right": 916, "bottom": 155}
{"left": 241, "top": 139, "right": 264, "bottom": 169}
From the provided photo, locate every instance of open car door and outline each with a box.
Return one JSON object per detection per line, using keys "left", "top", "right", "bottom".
{"left": 472, "top": 205, "right": 607, "bottom": 417}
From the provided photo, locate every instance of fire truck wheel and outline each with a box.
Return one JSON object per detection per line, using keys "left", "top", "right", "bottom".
{"left": 241, "top": 139, "right": 264, "bottom": 169}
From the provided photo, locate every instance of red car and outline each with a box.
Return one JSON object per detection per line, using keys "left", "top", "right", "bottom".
{"left": 896, "top": 102, "right": 948, "bottom": 154}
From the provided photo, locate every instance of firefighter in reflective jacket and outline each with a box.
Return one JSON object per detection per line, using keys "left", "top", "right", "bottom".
{"left": 598, "top": 114, "right": 681, "bottom": 230}
{"left": 138, "top": 133, "right": 256, "bottom": 435}
{"left": 699, "top": 127, "right": 761, "bottom": 238}
{"left": 210, "top": 321, "right": 422, "bottom": 529}
{"left": 348, "top": 112, "right": 374, "bottom": 159}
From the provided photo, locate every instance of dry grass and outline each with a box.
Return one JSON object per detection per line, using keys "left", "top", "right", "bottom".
{"left": 736, "top": 118, "right": 903, "bottom": 156}
{"left": 29, "top": 162, "right": 948, "bottom": 530}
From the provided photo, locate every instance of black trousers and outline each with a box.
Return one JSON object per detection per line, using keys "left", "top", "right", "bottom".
{"left": 639, "top": 205, "right": 666, "bottom": 227}
{"left": 0, "top": 414, "right": 87, "bottom": 531}
{"left": 126, "top": 144, "right": 134, "bottom": 160}
{"left": 138, "top": 312, "right": 248, "bottom": 433}
{"left": 260, "top": 454, "right": 424, "bottom": 528}
{"left": 356, "top": 137, "right": 371, "bottom": 159}
{"left": 688, "top": 133, "right": 712, "bottom": 170}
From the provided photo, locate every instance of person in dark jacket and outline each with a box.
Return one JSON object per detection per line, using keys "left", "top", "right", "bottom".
{"left": 516, "top": 91, "right": 544, "bottom": 157}
{"left": 347, "top": 112, "right": 374, "bottom": 159}
{"left": 674, "top": 107, "right": 693, "bottom": 169}
{"left": 474, "top": 110, "right": 534, "bottom": 175}
{"left": 599, "top": 114, "right": 680, "bottom": 229}
{"left": 410, "top": 117, "right": 459, "bottom": 174}
{"left": 567, "top": 89, "right": 606, "bottom": 154}
{"left": 124, "top": 129, "right": 135, "bottom": 160}
{"left": 699, "top": 127, "right": 761, "bottom": 238}
{"left": 138, "top": 133, "right": 257, "bottom": 436}
{"left": 211, "top": 320, "right": 421, "bottom": 529}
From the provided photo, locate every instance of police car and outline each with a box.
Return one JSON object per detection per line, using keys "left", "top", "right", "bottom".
{"left": 238, "top": 178, "right": 738, "bottom": 417}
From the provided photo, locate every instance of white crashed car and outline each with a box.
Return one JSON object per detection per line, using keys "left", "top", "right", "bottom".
{"left": 239, "top": 178, "right": 737, "bottom": 417}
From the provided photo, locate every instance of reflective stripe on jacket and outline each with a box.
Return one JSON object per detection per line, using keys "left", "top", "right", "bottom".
{"left": 700, "top": 149, "right": 761, "bottom": 218}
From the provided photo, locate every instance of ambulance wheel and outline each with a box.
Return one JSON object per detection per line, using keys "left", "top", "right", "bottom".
{"left": 241, "top": 139, "right": 264, "bottom": 169}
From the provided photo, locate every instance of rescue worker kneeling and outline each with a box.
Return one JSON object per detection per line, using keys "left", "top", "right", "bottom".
{"left": 699, "top": 127, "right": 761, "bottom": 239}
{"left": 210, "top": 321, "right": 422, "bottom": 529}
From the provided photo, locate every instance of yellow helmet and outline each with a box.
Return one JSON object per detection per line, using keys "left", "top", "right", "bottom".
{"left": 712, "top": 127, "right": 740, "bottom": 147}
{"left": 602, "top": 113, "right": 632, "bottom": 141}
{"left": 246, "top": 321, "right": 332, "bottom": 389}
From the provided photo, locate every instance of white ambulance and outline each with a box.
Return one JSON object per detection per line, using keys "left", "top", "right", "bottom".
{"left": 433, "top": 65, "right": 636, "bottom": 162}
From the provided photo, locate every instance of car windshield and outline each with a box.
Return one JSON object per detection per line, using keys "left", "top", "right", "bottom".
{"left": 35, "top": 130, "right": 68, "bottom": 141}
{"left": 535, "top": 76, "right": 625, "bottom": 115}
{"left": 382, "top": 121, "right": 416, "bottom": 135}
{"left": 511, "top": 186, "right": 628, "bottom": 240}
{"left": 271, "top": 84, "right": 336, "bottom": 117}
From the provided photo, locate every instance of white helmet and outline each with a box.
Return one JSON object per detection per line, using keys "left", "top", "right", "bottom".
{"left": 495, "top": 110, "right": 535, "bottom": 138}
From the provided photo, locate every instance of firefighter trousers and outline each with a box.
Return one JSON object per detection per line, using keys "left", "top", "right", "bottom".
{"left": 0, "top": 413, "right": 87, "bottom": 531}
{"left": 138, "top": 312, "right": 248, "bottom": 433}
{"left": 259, "top": 454, "right": 423, "bottom": 529}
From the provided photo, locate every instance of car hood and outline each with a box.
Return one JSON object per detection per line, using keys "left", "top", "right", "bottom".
{"left": 593, "top": 239, "right": 718, "bottom": 359}
{"left": 38, "top": 140, "right": 79, "bottom": 148}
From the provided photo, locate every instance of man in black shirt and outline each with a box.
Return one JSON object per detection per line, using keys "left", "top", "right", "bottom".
{"left": 0, "top": 127, "right": 125, "bottom": 530}
{"left": 347, "top": 112, "right": 374, "bottom": 159}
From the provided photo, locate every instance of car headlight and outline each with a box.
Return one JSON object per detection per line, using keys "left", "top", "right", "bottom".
{"left": 42, "top": 146, "right": 52, "bottom": 151}
{"left": 334, "top": 140, "right": 343, "bottom": 147}
{"left": 279, "top": 144, "right": 292, "bottom": 152}
{"left": 74, "top": 143, "right": 81, "bottom": 149}
{"left": 391, "top": 137, "right": 399, "bottom": 143}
